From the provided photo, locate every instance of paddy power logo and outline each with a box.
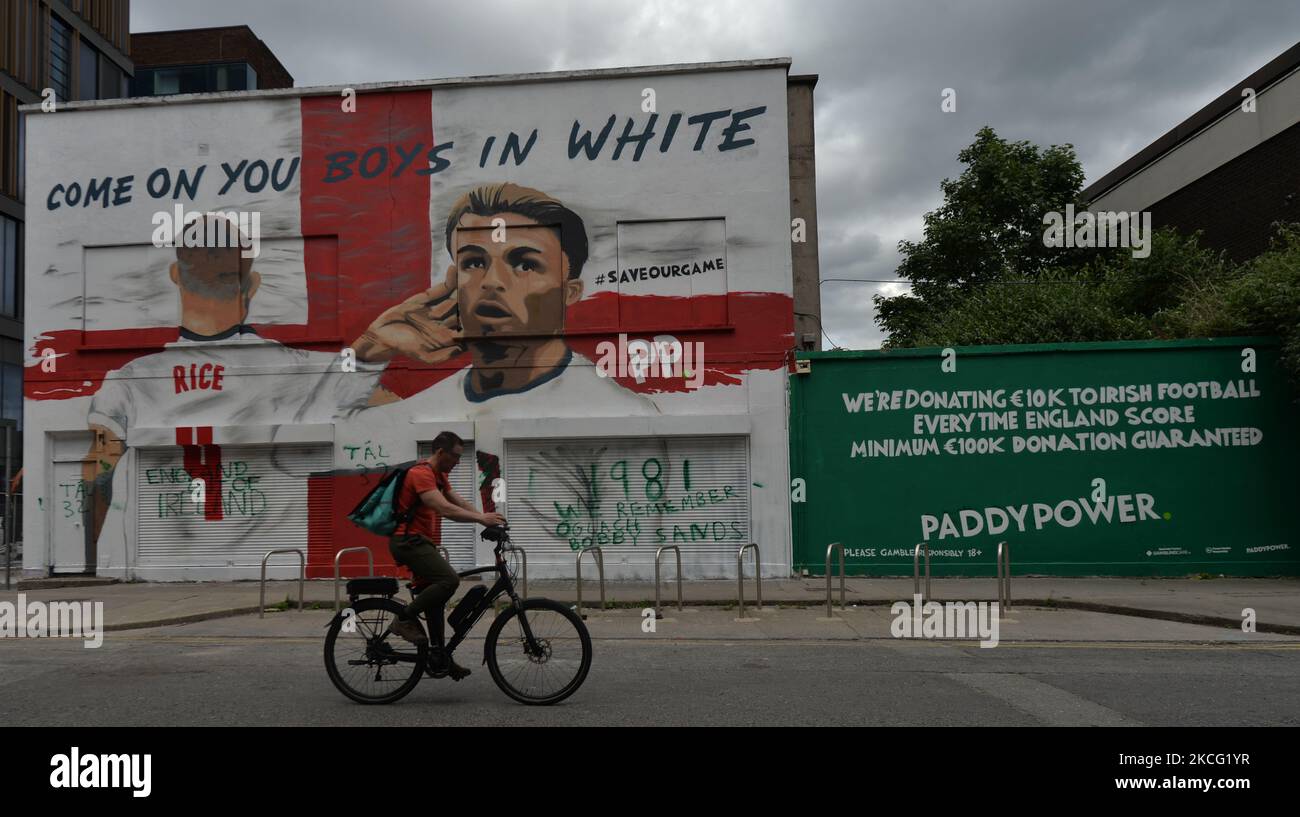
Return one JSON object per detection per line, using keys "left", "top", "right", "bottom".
{"left": 921, "top": 485, "right": 1163, "bottom": 541}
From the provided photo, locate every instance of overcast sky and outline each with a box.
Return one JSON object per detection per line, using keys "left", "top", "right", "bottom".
{"left": 134, "top": 0, "right": 1300, "bottom": 349}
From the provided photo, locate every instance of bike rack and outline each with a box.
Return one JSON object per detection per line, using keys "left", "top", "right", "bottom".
{"left": 575, "top": 545, "right": 606, "bottom": 618}
{"left": 737, "top": 543, "right": 762, "bottom": 617}
{"left": 996, "top": 540, "right": 1011, "bottom": 615}
{"left": 913, "top": 542, "right": 931, "bottom": 603}
{"left": 825, "top": 542, "right": 846, "bottom": 617}
{"left": 654, "top": 545, "right": 683, "bottom": 619}
{"left": 259, "top": 548, "right": 305, "bottom": 619}
{"left": 332, "top": 546, "right": 376, "bottom": 612}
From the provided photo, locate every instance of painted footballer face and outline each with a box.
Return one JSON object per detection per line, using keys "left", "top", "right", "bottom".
{"left": 450, "top": 212, "right": 583, "bottom": 338}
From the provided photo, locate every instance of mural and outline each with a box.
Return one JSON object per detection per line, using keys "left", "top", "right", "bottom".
{"left": 84, "top": 217, "right": 380, "bottom": 535}
{"left": 352, "top": 183, "right": 657, "bottom": 413}
{"left": 23, "top": 65, "right": 796, "bottom": 580}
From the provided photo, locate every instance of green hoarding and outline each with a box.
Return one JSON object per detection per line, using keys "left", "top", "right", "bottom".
{"left": 790, "top": 338, "right": 1300, "bottom": 576}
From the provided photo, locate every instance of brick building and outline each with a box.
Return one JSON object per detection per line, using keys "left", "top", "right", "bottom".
{"left": 1, "top": 1, "right": 133, "bottom": 560}
{"left": 130, "top": 25, "right": 292, "bottom": 96}
{"left": 1083, "top": 40, "right": 1300, "bottom": 261}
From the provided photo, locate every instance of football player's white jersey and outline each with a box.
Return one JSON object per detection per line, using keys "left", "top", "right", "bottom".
{"left": 87, "top": 328, "right": 383, "bottom": 440}
{"left": 367, "top": 348, "right": 662, "bottom": 425}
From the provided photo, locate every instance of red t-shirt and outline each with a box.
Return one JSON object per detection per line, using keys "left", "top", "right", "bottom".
{"left": 393, "top": 463, "right": 453, "bottom": 542}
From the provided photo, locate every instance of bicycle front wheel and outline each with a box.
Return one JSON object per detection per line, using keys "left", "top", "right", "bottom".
{"left": 325, "top": 596, "right": 427, "bottom": 705}
{"left": 485, "top": 598, "right": 592, "bottom": 706}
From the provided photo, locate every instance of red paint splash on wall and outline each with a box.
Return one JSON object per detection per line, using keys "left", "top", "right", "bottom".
{"left": 25, "top": 329, "right": 178, "bottom": 400}
{"left": 25, "top": 291, "right": 793, "bottom": 400}
{"left": 565, "top": 291, "right": 792, "bottom": 393}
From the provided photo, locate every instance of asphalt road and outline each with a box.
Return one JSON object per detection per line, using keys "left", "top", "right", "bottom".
{"left": 2, "top": 632, "right": 1298, "bottom": 726}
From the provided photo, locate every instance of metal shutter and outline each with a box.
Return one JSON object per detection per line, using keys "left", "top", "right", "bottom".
{"left": 416, "top": 440, "right": 478, "bottom": 571}
{"left": 136, "top": 443, "right": 331, "bottom": 571}
{"left": 504, "top": 435, "right": 750, "bottom": 579}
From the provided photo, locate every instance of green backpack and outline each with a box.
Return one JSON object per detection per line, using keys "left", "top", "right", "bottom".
{"left": 347, "top": 463, "right": 429, "bottom": 537}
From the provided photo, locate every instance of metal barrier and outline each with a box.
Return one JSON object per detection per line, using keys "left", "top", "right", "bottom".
{"left": 737, "top": 543, "right": 762, "bottom": 617}
{"left": 996, "top": 540, "right": 1011, "bottom": 615}
{"left": 825, "top": 542, "right": 846, "bottom": 617}
{"left": 332, "top": 546, "right": 376, "bottom": 612}
{"left": 654, "top": 545, "right": 683, "bottom": 619}
{"left": 259, "top": 549, "right": 305, "bottom": 619}
{"left": 913, "top": 542, "right": 931, "bottom": 603}
{"left": 575, "top": 545, "right": 605, "bottom": 618}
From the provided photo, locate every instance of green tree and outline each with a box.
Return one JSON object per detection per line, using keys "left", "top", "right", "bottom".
{"left": 1160, "top": 225, "right": 1300, "bottom": 388}
{"left": 876, "top": 126, "right": 1088, "bottom": 346}
{"left": 876, "top": 126, "right": 1300, "bottom": 393}
{"left": 908, "top": 228, "right": 1229, "bottom": 347}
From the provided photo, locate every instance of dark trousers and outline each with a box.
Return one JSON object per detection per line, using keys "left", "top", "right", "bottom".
{"left": 389, "top": 533, "right": 460, "bottom": 647}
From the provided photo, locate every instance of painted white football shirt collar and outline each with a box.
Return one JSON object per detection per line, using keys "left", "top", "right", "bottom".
{"left": 462, "top": 347, "right": 574, "bottom": 403}
{"left": 177, "top": 323, "right": 258, "bottom": 343}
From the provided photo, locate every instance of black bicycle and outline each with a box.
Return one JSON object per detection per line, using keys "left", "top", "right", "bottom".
{"left": 324, "top": 525, "right": 592, "bottom": 706}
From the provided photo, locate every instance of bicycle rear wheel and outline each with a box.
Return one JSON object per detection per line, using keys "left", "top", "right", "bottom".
{"left": 325, "top": 597, "right": 427, "bottom": 705}
{"left": 484, "top": 598, "right": 592, "bottom": 706}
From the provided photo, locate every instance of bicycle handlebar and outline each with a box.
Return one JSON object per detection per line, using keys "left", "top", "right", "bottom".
{"left": 480, "top": 523, "right": 511, "bottom": 544}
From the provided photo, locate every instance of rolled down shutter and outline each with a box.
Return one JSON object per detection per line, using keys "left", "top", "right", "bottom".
{"left": 504, "top": 435, "right": 750, "bottom": 580}
{"left": 416, "top": 440, "right": 478, "bottom": 571}
{"left": 136, "top": 443, "right": 331, "bottom": 572}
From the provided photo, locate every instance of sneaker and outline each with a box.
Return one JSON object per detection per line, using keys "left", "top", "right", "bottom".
{"left": 389, "top": 616, "right": 428, "bottom": 645}
{"left": 428, "top": 649, "right": 472, "bottom": 681}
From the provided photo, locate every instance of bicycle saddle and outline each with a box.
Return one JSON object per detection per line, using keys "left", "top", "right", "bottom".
{"left": 346, "top": 577, "right": 399, "bottom": 597}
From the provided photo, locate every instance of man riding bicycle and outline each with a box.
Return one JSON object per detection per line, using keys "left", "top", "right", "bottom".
{"left": 388, "top": 431, "right": 505, "bottom": 680}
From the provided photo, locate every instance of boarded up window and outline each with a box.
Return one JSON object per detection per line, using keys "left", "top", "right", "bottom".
{"left": 504, "top": 434, "right": 750, "bottom": 580}
{"left": 81, "top": 236, "right": 334, "bottom": 343}
{"left": 615, "top": 218, "right": 727, "bottom": 330}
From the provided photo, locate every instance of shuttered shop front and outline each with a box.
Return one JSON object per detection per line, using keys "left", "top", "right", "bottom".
{"left": 505, "top": 435, "right": 750, "bottom": 579}
{"left": 417, "top": 439, "right": 479, "bottom": 571}
{"left": 136, "top": 443, "right": 332, "bottom": 571}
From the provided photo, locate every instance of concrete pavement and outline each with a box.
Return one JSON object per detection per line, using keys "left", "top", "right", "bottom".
{"left": 2, "top": 575, "right": 1297, "bottom": 637}
{"left": 102, "top": 603, "right": 1300, "bottom": 644}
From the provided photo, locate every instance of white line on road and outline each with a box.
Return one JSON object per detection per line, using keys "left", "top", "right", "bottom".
{"left": 946, "top": 672, "right": 1139, "bottom": 726}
